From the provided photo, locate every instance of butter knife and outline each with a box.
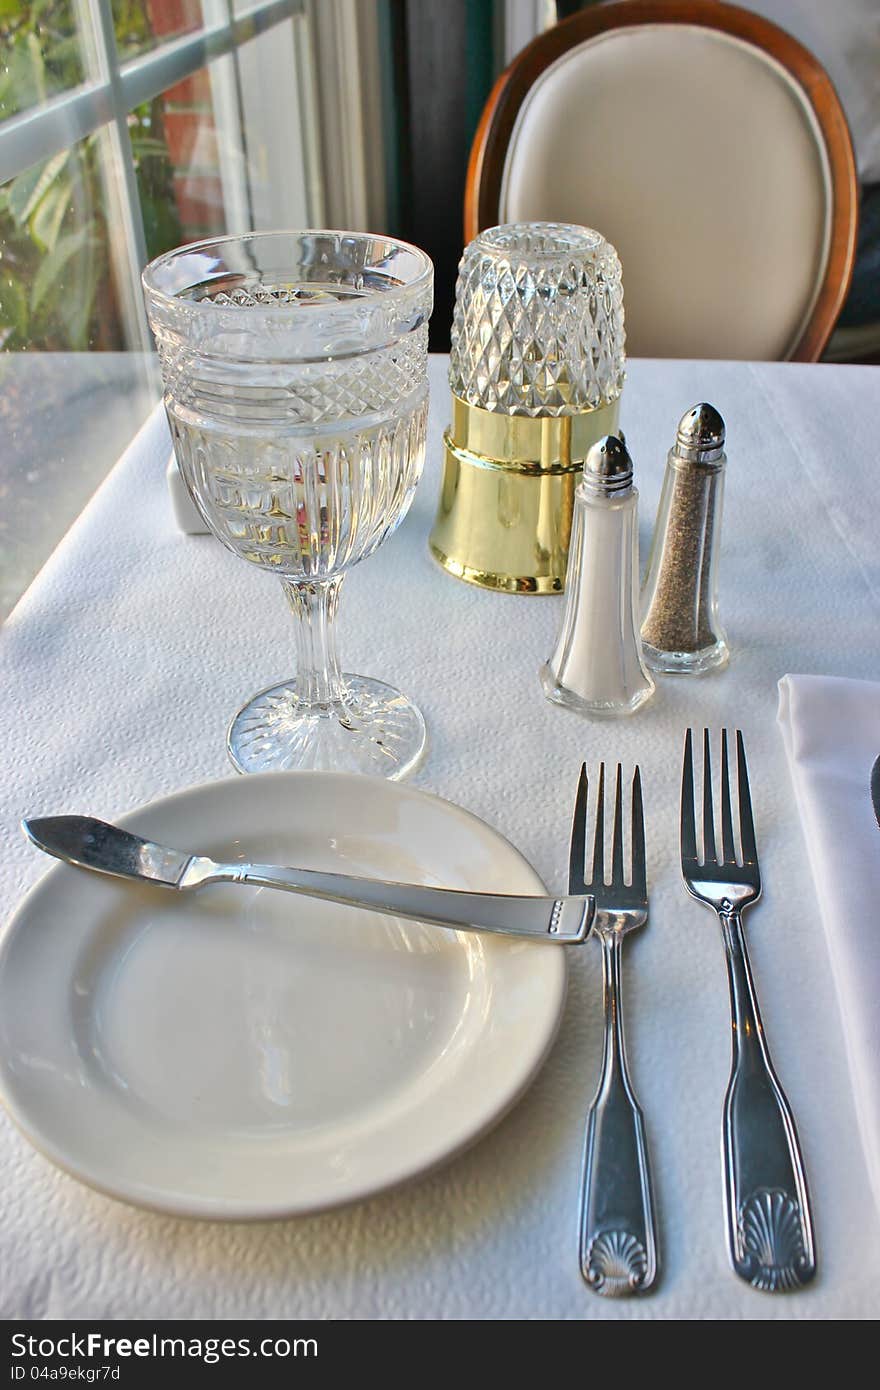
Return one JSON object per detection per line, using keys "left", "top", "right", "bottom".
{"left": 22, "top": 815, "right": 594, "bottom": 944}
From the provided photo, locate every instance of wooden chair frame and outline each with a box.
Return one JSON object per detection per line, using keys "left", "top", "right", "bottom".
{"left": 465, "top": 0, "right": 858, "bottom": 361}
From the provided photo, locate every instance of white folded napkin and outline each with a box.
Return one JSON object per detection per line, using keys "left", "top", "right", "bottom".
{"left": 778, "top": 674, "right": 880, "bottom": 1213}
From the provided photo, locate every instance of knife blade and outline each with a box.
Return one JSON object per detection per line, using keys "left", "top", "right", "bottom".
{"left": 22, "top": 815, "right": 595, "bottom": 944}
{"left": 871, "top": 754, "right": 880, "bottom": 830}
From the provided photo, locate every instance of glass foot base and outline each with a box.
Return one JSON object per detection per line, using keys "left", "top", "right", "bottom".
{"left": 226, "top": 675, "right": 427, "bottom": 779}
{"left": 641, "top": 638, "right": 729, "bottom": 675}
{"left": 540, "top": 663, "right": 655, "bottom": 719}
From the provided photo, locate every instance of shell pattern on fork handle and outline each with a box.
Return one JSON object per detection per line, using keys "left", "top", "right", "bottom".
{"left": 719, "top": 904, "right": 816, "bottom": 1291}
{"left": 571, "top": 764, "right": 658, "bottom": 1296}
{"left": 579, "top": 928, "right": 658, "bottom": 1296}
{"left": 680, "top": 728, "right": 816, "bottom": 1293}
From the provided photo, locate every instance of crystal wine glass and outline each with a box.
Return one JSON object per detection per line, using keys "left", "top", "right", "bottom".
{"left": 143, "top": 231, "right": 433, "bottom": 777}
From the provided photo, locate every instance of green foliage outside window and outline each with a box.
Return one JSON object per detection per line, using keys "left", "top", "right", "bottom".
{"left": 0, "top": 1, "right": 182, "bottom": 350}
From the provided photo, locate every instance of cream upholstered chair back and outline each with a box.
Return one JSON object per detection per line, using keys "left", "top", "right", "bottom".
{"left": 466, "top": 0, "right": 857, "bottom": 361}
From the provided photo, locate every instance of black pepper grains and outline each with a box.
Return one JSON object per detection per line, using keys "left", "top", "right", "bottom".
{"left": 640, "top": 404, "right": 730, "bottom": 674}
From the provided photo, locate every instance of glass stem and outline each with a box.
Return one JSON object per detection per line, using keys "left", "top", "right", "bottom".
{"left": 283, "top": 576, "right": 346, "bottom": 707}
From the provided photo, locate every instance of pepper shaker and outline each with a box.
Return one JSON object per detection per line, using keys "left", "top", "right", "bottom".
{"left": 640, "top": 404, "right": 729, "bottom": 674}
{"left": 541, "top": 435, "right": 655, "bottom": 718}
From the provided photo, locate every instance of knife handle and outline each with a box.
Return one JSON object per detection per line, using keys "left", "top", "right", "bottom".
{"left": 211, "top": 861, "right": 594, "bottom": 943}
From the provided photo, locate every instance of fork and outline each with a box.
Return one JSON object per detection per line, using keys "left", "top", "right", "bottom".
{"left": 680, "top": 728, "right": 816, "bottom": 1291}
{"left": 572, "top": 763, "right": 658, "bottom": 1296}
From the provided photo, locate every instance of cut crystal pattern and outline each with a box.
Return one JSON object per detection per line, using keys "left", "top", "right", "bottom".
{"left": 228, "top": 674, "right": 426, "bottom": 778}
{"left": 449, "top": 222, "right": 625, "bottom": 416}
{"left": 158, "top": 326, "right": 428, "bottom": 427}
{"left": 143, "top": 231, "right": 432, "bottom": 779}
{"left": 205, "top": 285, "right": 335, "bottom": 307}
{"left": 170, "top": 389, "right": 428, "bottom": 576}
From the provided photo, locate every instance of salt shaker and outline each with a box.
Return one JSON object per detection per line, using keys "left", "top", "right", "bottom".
{"left": 640, "top": 404, "right": 729, "bottom": 673}
{"left": 541, "top": 435, "right": 655, "bottom": 718}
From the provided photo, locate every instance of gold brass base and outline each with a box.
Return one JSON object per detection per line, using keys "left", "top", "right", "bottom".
{"left": 429, "top": 393, "right": 620, "bottom": 594}
{"left": 429, "top": 541, "right": 567, "bottom": 595}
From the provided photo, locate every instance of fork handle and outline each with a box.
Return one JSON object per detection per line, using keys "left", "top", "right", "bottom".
{"left": 718, "top": 907, "right": 816, "bottom": 1291}
{"left": 579, "top": 933, "right": 658, "bottom": 1296}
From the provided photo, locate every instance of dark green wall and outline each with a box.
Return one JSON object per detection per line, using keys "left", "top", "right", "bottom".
{"left": 386, "top": 0, "right": 499, "bottom": 350}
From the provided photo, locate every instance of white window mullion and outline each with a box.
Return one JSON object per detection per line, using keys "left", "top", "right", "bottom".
{"left": 305, "top": 0, "right": 387, "bottom": 232}
{"left": 292, "top": 11, "right": 326, "bottom": 226}
{"left": 204, "top": 0, "right": 253, "bottom": 236}
{"left": 503, "top": 0, "right": 555, "bottom": 65}
{"left": 235, "top": 11, "right": 316, "bottom": 230}
{"left": 77, "top": 0, "right": 152, "bottom": 351}
{"left": 0, "top": 86, "right": 112, "bottom": 185}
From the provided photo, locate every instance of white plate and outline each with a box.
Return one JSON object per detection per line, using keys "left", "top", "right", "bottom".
{"left": 0, "top": 772, "right": 565, "bottom": 1219}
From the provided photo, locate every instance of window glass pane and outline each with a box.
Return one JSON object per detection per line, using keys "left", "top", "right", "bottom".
{"left": 0, "top": 135, "right": 124, "bottom": 350}
{"left": 130, "top": 61, "right": 230, "bottom": 257}
{"left": 0, "top": 7, "right": 321, "bottom": 622}
{"left": 113, "top": 0, "right": 205, "bottom": 63}
{"left": 0, "top": 1, "right": 87, "bottom": 121}
{"left": 0, "top": 130, "right": 162, "bottom": 619}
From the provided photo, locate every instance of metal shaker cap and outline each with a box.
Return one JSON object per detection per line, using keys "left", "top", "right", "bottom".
{"left": 674, "top": 403, "right": 725, "bottom": 464}
{"left": 581, "top": 435, "right": 633, "bottom": 496}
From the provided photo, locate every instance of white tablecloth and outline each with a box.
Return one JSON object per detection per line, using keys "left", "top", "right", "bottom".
{"left": 2, "top": 356, "right": 879, "bottom": 1320}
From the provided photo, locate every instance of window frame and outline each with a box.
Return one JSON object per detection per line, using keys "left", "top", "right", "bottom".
{"left": 0, "top": 0, "right": 306, "bottom": 350}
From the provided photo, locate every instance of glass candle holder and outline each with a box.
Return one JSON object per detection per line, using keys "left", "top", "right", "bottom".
{"left": 430, "top": 222, "right": 625, "bottom": 593}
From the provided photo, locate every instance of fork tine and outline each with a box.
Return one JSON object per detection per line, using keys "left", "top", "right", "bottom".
{"left": 569, "top": 763, "right": 589, "bottom": 890}
{"left": 720, "top": 728, "right": 736, "bottom": 865}
{"left": 702, "top": 728, "right": 717, "bottom": 865}
{"left": 736, "top": 730, "right": 758, "bottom": 864}
{"left": 631, "top": 766, "right": 646, "bottom": 898}
{"left": 681, "top": 729, "right": 697, "bottom": 862}
{"left": 592, "top": 763, "right": 606, "bottom": 887}
{"left": 610, "top": 764, "right": 625, "bottom": 888}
